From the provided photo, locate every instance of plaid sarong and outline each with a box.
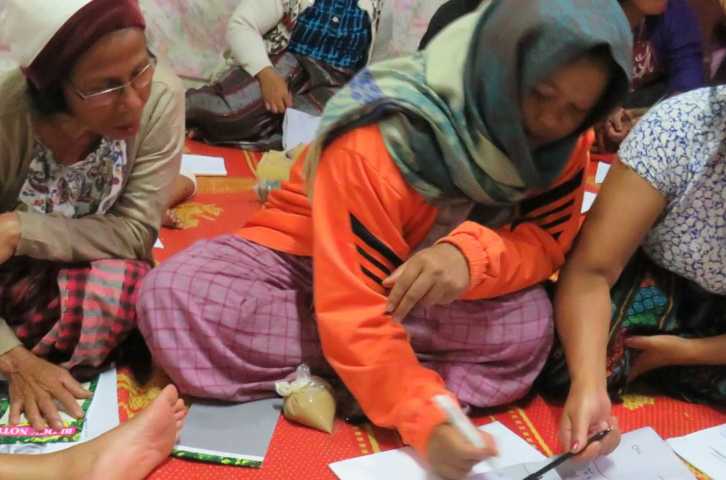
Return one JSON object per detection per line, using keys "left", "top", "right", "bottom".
{"left": 137, "top": 235, "right": 553, "bottom": 407}
{"left": 0, "top": 257, "right": 149, "bottom": 370}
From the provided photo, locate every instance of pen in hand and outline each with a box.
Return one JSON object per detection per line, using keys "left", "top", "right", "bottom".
{"left": 521, "top": 427, "right": 613, "bottom": 480}
{"left": 433, "top": 395, "right": 488, "bottom": 449}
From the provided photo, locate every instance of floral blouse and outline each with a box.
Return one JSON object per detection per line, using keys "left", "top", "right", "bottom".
{"left": 17, "top": 137, "right": 129, "bottom": 218}
{"left": 619, "top": 87, "right": 726, "bottom": 295}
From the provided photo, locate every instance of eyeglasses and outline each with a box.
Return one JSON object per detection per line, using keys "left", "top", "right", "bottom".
{"left": 70, "top": 57, "right": 157, "bottom": 108}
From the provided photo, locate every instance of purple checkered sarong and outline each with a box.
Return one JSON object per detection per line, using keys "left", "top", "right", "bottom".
{"left": 137, "top": 235, "right": 553, "bottom": 407}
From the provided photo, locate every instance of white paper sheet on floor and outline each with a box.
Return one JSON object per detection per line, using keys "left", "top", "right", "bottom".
{"left": 668, "top": 423, "right": 726, "bottom": 480}
{"left": 282, "top": 108, "right": 322, "bottom": 152}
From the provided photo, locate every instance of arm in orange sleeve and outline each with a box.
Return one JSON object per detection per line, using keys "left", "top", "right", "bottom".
{"left": 310, "top": 132, "right": 452, "bottom": 459}
{"left": 438, "top": 131, "right": 593, "bottom": 300}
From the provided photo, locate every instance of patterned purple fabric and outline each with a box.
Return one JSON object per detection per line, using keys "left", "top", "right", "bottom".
{"left": 137, "top": 235, "right": 553, "bottom": 407}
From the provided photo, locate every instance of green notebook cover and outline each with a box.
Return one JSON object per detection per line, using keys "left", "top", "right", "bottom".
{"left": 0, "top": 376, "right": 99, "bottom": 445}
{"left": 171, "top": 449, "right": 262, "bottom": 468}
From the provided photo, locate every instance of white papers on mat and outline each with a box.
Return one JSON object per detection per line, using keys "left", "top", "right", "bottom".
{"left": 282, "top": 108, "right": 322, "bottom": 152}
{"left": 668, "top": 424, "right": 726, "bottom": 480}
{"left": 331, "top": 426, "right": 694, "bottom": 480}
{"left": 480, "top": 427, "right": 694, "bottom": 480}
{"left": 73, "top": 368, "right": 119, "bottom": 444}
{"left": 181, "top": 154, "right": 227, "bottom": 176}
{"left": 0, "top": 368, "right": 119, "bottom": 455}
{"left": 581, "top": 190, "right": 597, "bottom": 213}
{"left": 329, "top": 422, "right": 545, "bottom": 480}
{"left": 595, "top": 162, "right": 611, "bottom": 184}
{"left": 154, "top": 237, "right": 164, "bottom": 249}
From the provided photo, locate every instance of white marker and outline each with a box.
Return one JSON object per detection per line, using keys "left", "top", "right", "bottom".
{"left": 433, "top": 395, "right": 485, "bottom": 449}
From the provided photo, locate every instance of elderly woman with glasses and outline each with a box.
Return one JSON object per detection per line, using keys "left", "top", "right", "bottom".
{"left": 0, "top": 0, "right": 184, "bottom": 430}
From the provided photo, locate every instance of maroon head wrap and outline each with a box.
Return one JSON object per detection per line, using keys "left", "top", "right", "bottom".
{"left": 23, "top": 0, "right": 146, "bottom": 91}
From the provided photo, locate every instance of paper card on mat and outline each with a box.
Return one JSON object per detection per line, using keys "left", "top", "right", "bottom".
{"left": 181, "top": 154, "right": 227, "bottom": 176}
{"left": 668, "top": 424, "right": 726, "bottom": 480}
{"left": 282, "top": 108, "right": 322, "bottom": 152}
{"left": 329, "top": 422, "right": 545, "bottom": 480}
{"left": 154, "top": 237, "right": 164, "bottom": 249}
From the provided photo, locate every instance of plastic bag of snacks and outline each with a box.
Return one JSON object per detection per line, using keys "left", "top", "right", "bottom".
{"left": 275, "top": 364, "right": 336, "bottom": 433}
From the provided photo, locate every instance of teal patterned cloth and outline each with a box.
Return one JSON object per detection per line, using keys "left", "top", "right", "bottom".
{"left": 539, "top": 250, "right": 726, "bottom": 405}
{"left": 305, "top": 0, "right": 632, "bottom": 213}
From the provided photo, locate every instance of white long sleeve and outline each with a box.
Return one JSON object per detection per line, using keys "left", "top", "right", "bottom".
{"left": 226, "top": 0, "right": 286, "bottom": 77}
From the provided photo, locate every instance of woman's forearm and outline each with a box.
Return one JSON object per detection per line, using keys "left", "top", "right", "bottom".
{"left": 684, "top": 335, "right": 726, "bottom": 365}
{"left": 555, "top": 267, "right": 613, "bottom": 387}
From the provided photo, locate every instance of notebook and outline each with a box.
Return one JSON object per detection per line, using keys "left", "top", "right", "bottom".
{"left": 0, "top": 368, "right": 118, "bottom": 452}
{"left": 0, "top": 378, "right": 98, "bottom": 445}
{"left": 173, "top": 397, "right": 282, "bottom": 468}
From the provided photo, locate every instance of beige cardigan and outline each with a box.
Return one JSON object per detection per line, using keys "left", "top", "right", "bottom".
{"left": 0, "top": 64, "right": 185, "bottom": 354}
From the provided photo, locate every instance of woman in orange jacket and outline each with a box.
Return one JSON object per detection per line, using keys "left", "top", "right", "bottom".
{"left": 137, "top": 1, "right": 631, "bottom": 478}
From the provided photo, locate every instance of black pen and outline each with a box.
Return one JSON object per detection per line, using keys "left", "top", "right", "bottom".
{"left": 521, "top": 427, "right": 612, "bottom": 480}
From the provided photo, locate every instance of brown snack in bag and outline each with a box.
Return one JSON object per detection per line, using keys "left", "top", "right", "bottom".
{"left": 275, "top": 364, "right": 336, "bottom": 433}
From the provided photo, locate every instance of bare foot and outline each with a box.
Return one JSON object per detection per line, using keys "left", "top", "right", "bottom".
{"left": 73, "top": 384, "right": 186, "bottom": 480}
{"left": 162, "top": 209, "right": 182, "bottom": 229}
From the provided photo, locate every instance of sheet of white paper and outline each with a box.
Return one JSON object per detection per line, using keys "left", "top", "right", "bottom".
{"left": 181, "top": 154, "right": 227, "bottom": 176}
{"left": 477, "top": 427, "right": 695, "bottom": 480}
{"left": 668, "top": 424, "right": 726, "bottom": 480}
{"left": 79, "top": 368, "right": 120, "bottom": 442}
{"left": 581, "top": 191, "right": 597, "bottom": 213}
{"left": 329, "top": 422, "right": 545, "bottom": 480}
{"left": 595, "top": 162, "right": 611, "bottom": 184}
{"left": 0, "top": 368, "right": 119, "bottom": 454}
{"left": 282, "top": 108, "right": 322, "bottom": 152}
{"left": 154, "top": 237, "right": 164, "bottom": 249}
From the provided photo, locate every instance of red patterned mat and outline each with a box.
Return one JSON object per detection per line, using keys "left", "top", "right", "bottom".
{"left": 153, "top": 140, "right": 262, "bottom": 263}
{"left": 118, "top": 143, "right": 723, "bottom": 479}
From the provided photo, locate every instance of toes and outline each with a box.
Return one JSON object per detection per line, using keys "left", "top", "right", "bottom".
{"left": 172, "top": 398, "right": 186, "bottom": 413}
{"left": 159, "top": 384, "right": 179, "bottom": 405}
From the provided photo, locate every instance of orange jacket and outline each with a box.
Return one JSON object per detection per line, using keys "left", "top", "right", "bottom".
{"left": 239, "top": 124, "right": 591, "bottom": 456}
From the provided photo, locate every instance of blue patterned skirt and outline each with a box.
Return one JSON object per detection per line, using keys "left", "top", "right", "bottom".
{"left": 538, "top": 250, "right": 726, "bottom": 405}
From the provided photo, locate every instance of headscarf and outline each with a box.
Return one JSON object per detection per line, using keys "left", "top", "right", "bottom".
{"left": 305, "top": 0, "right": 632, "bottom": 211}
{"left": 0, "top": 0, "right": 146, "bottom": 90}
